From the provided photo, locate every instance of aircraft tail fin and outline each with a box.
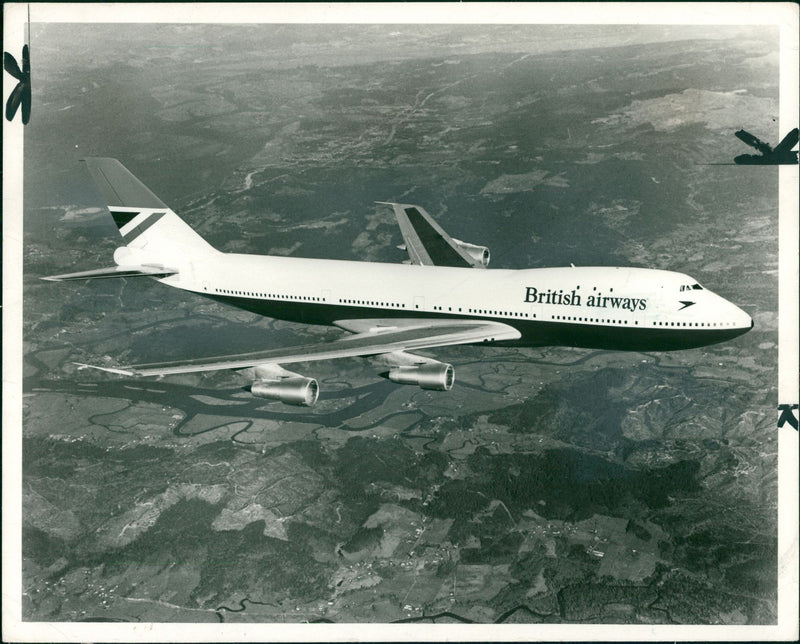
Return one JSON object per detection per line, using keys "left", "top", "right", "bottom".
{"left": 83, "top": 157, "right": 168, "bottom": 210}
{"left": 81, "top": 158, "right": 217, "bottom": 259}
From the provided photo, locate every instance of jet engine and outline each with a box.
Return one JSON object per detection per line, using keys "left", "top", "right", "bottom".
{"left": 452, "top": 238, "right": 490, "bottom": 267}
{"left": 387, "top": 363, "right": 455, "bottom": 391}
{"left": 251, "top": 376, "right": 319, "bottom": 406}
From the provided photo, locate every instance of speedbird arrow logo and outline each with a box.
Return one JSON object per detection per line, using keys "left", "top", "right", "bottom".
{"left": 678, "top": 301, "right": 695, "bottom": 310}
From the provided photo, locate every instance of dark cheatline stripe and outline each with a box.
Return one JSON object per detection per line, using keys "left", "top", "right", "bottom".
{"left": 122, "top": 212, "right": 166, "bottom": 244}
{"left": 199, "top": 292, "right": 751, "bottom": 352}
{"left": 110, "top": 210, "right": 140, "bottom": 230}
{"left": 404, "top": 207, "right": 472, "bottom": 268}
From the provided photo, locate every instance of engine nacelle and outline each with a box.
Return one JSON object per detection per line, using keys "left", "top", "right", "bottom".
{"left": 388, "top": 363, "right": 455, "bottom": 391}
{"left": 452, "top": 238, "right": 490, "bottom": 267}
{"left": 251, "top": 377, "right": 319, "bottom": 406}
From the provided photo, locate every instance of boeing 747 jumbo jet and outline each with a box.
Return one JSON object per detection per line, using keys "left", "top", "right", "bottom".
{"left": 44, "top": 158, "right": 753, "bottom": 406}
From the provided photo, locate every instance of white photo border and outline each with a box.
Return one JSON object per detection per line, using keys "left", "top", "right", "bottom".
{"left": 3, "top": 2, "right": 798, "bottom": 642}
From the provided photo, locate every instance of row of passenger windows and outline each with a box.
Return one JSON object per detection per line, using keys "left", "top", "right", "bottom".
{"left": 552, "top": 315, "right": 636, "bottom": 325}
{"left": 339, "top": 301, "right": 535, "bottom": 318}
{"left": 215, "top": 288, "right": 324, "bottom": 302}
{"left": 467, "top": 308, "right": 533, "bottom": 318}
{"left": 213, "top": 289, "right": 535, "bottom": 317}
{"left": 653, "top": 321, "right": 735, "bottom": 327}
{"left": 339, "top": 299, "right": 406, "bottom": 308}
{"left": 209, "top": 290, "right": 736, "bottom": 330}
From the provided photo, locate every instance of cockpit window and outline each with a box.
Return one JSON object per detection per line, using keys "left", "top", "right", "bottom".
{"left": 692, "top": 283, "right": 703, "bottom": 290}
{"left": 680, "top": 283, "right": 704, "bottom": 291}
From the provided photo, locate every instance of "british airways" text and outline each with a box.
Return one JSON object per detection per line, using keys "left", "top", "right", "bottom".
{"left": 524, "top": 287, "right": 647, "bottom": 311}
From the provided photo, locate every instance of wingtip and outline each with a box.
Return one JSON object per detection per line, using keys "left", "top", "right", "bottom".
{"left": 72, "top": 362, "right": 135, "bottom": 376}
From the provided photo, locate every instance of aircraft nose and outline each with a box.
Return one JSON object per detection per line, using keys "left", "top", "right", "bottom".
{"left": 710, "top": 291, "right": 752, "bottom": 332}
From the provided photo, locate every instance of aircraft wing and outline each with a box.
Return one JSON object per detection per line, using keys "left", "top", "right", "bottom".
{"left": 75, "top": 318, "right": 521, "bottom": 377}
{"left": 773, "top": 128, "right": 799, "bottom": 154}
{"left": 377, "top": 202, "right": 485, "bottom": 268}
{"left": 734, "top": 129, "right": 773, "bottom": 154}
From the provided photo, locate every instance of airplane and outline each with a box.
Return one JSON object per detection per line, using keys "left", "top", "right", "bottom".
{"left": 43, "top": 158, "right": 754, "bottom": 406}
{"left": 733, "top": 128, "right": 799, "bottom": 165}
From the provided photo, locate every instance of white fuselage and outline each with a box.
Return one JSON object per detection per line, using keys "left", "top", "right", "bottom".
{"left": 159, "top": 251, "right": 753, "bottom": 352}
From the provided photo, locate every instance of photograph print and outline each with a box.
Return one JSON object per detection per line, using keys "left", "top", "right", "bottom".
{"left": 3, "top": 2, "right": 798, "bottom": 641}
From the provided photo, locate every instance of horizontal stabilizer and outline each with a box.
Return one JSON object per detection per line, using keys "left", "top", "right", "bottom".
{"left": 41, "top": 265, "right": 177, "bottom": 281}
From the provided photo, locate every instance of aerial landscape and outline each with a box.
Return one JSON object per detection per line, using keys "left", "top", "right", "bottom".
{"left": 17, "top": 22, "right": 782, "bottom": 625}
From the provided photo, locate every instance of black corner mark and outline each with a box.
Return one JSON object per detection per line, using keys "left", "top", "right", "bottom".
{"left": 4, "top": 44, "right": 31, "bottom": 124}
{"left": 777, "top": 404, "right": 799, "bottom": 430}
